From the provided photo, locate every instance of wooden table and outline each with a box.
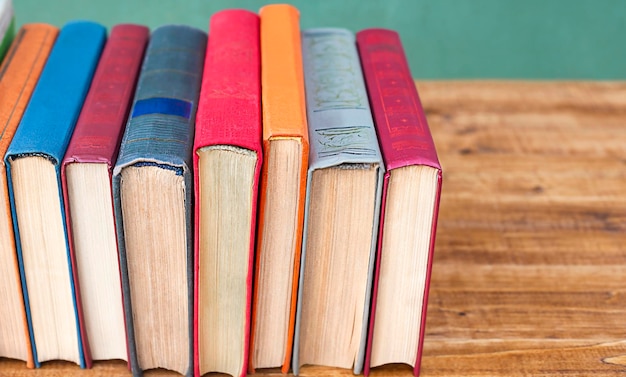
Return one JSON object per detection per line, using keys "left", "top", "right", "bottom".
{"left": 2, "top": 81, "right": 625, "bottom": 376}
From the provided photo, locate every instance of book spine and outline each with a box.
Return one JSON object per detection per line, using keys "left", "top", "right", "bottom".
{"left": 5, "top": 21, "right": 106, "bottom": 161}
{"left": 60, "top": 23, "right": 148, "bottom": 367}
{"left": 0, "top": 22, "right": 58, "bottom": 368}
{"left": 112, "top": 24, "right": 206, "bottom": 377}
{"left": 4, "top": 21, "right": 106, "bottom": 368}
{"left": 113, "top": 25, "right": 206, "bottom": 173}
{"left": 259, "top": 4, "right": 309, "bottom": 140}
{"left": 63, "top": 24, "right": 149, "bottom": 165}
{"left": 301, "top": 28, "right": 383, "bottom": 169}
{"left": 194, "top": 10, "right": 261, "bottom": 150}
{"left": 0, "top": 23, "right": 59, "bottom": 154}
{"left": 356, "top": 28, "right": 441, "bottom": 171}
{"left": 193, "top": 10, "right": 261, "bottom": 377}
{"left": 251, "top": 4, "right": 308, "bottom": 373}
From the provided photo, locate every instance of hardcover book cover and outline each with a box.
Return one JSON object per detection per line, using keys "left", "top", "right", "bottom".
{"left": 60, "top": 23, "right": 149, "bottom": 366}
{"left": 249, "top": 4, "right": 309, "bottom": 374}
{"left": 192, "top": 10, "right": 261, "bottom": 377}
{"left": 112, "top": 24, "right": 206, "bottom": 377}
{"left": 292, "top": 28, "right": 384, "bottom": 376}
{"left": 357, "top": 28, "right": 443, "bottom": 377}
{"left": 0, "top": 22, "right": 58, "bottom": 368}
{"left": 4, "top": 21, "right": 106, "bottom": 368}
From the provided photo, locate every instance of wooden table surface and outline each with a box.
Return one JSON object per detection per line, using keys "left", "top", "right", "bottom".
{"left": 2, "top": 81, "right": 625, "bottom": 376}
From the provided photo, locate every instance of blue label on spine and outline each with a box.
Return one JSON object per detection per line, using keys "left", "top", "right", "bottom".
{"left": 131, "top": 97, "right": 192, "bottom": 119}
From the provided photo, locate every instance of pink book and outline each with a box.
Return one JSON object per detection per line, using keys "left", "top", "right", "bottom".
{"left": 60, "top": 24, "right": 149, "bottom": 368}
{"left": 357, "top": 28, "right": 442, "bottom": 377}
{"left": 192, "top": 9, "right": 262, "bottom": 377}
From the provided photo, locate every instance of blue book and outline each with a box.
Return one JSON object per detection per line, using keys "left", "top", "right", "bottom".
{"left": 112, "top": 24, "right": 206, "bottom": 377}
{"left": 4, "top": 21, "right": 105, "bottom": 368}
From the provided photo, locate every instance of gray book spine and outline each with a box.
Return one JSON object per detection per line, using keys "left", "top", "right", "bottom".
{"left": 293, "top": 28, "right": 384, "bottom": 375}
{"left": 112, "top": 25, "right": 206, "bottom": 377}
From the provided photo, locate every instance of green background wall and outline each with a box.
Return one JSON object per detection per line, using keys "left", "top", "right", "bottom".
{"left": 14, "top": 0, "right": 625, "bottom": 79}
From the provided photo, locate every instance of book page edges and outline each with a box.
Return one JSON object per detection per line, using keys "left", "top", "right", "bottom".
{"left": 249, "top": 137, "right": 307, "bottom": 374}
{"left": 0, "top": 167, "right": 34, "bottom": 367}
{"left": 363, "top": 168, "right": 442, "bottom": 377}
{"left": 293, "top": 161, "right": 383, "bottom": 375}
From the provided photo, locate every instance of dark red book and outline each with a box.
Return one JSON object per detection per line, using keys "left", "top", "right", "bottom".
{"left": 192, "top": 9, "right": 262, "bottom": 377}
{"left": 356, "top": 28, "right": 443, "bottom": 377}
{"left": 60, "top": 23, "right": 148, "bottom": 367}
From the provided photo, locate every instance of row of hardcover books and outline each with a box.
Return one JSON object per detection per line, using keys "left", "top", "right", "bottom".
{"left": 0, "top": 3, "right": 442, "bottom": 377}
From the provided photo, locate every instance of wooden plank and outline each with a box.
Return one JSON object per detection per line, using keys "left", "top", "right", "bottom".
{"left": 417, "top": 81, "right": 626, "bottom": 376}
{"left": 420, "top": 341, "right": 626, "bottom": 377}
{"left": 2, "top": 81, "right": 626, "bottom": 376}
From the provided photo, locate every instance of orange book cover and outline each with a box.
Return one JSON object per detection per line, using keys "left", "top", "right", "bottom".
{"left": 249, "top": 4, "right": 309, "bottom": 374}
{"left": 0, "top": 23, "right": 58, "bottom": 368}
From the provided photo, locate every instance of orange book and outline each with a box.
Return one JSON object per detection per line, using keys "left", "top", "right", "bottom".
{"left": 248, "top": 4, "right": 309, "bottom": 374}
{"left": 0, "top": 23, "right": 58, "bottom": 368}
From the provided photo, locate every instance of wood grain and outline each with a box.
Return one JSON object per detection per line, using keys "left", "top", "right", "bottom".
{"left": 2, "top": 81, "right": 626, "bottom": 376}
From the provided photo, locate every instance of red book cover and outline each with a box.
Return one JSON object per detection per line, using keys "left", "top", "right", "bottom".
{"left": 192, "top": 9, "right": 261, "bottom": 377}
{"left": 357, "top": 28, "right": 442, "bottom": 377}
{"left": 60, "top": 24, "right": 149, "bottom": 367}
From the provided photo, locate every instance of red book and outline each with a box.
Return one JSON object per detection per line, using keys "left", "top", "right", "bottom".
{"left": 192, "top": 10, "right": 262, "bottom": 377}
{"left": 356, "top": 28, "right": 443, "bottom": 377}
{"left": 60, "top": 24, "right": 149, "bottom": 367}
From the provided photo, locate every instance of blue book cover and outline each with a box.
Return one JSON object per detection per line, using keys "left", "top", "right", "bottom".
{"left": 4, "top": 20, "right": 105, "bottom": 368}
{"left": 112, "top": 24, "right": 206, "bottom": 377}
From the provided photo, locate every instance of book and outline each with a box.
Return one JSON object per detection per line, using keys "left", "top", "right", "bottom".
{"left": 357, "top": 28, "right": 442, "bottom": 377}
{"left": 60, "top": 23, "right": 149, "bottom": 365}
{"left": 0, "top": 0, "right": 13, "bottom": 60}
{"left": 4, "top": 21, "right": 106, "bottom": 368}
{"left": 248, "top": 4, "right": 309, "bottom": 374}
{"left": 192, "top": 10, "right": 261, "bottom": 377}
{"left": 292, "top": 28, "right": 384, "bottom": 375}
{"left": 0, "top": 22, "right": 58, "bottom": 368}
{"left": 112, "top": 24, "right": 206, "bottom": 377}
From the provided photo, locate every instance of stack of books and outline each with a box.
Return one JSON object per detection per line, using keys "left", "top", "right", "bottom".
{"left": 0, "top": 4, "right": 442, "bottom": 377}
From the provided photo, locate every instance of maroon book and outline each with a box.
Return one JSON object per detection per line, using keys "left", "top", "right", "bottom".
{"left": 60, "top": 24, "right": 148, "bottom": 367}
{"left": 357, "top": 28, "right": 442, "bottom": 377}
{"left": 192, "top": 9, "right": 261, "bottom": 377}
